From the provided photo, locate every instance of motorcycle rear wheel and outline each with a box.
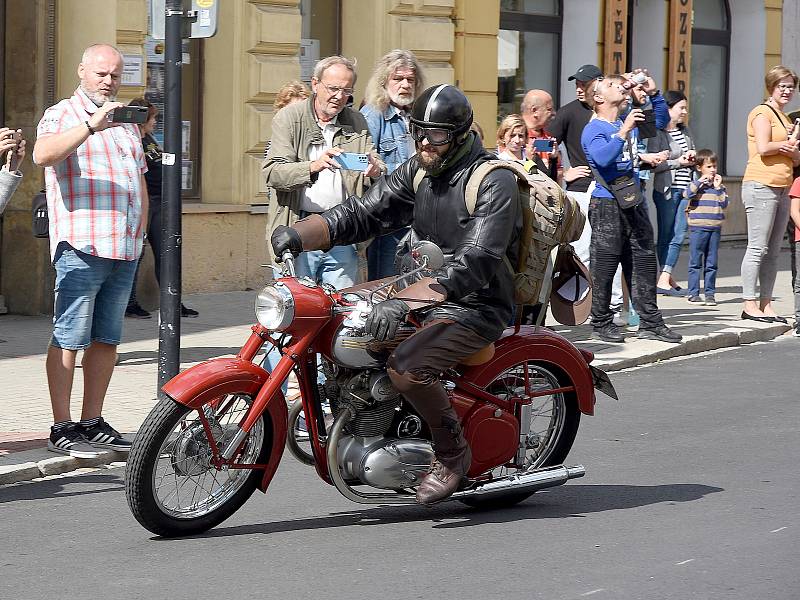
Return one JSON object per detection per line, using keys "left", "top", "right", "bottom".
{"left": 459, "top": 361, "right": 580, "bottom": 509}
{"left": 125, "top": 394, "right": 271, "bottom": 537}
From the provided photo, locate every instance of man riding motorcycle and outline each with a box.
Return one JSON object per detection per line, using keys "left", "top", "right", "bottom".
{"left": 271, "top": 84, "right": 522, "bottom": 505}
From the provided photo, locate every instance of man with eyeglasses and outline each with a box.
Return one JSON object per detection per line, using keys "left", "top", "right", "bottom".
{"left": 272, "top": 85, "right": 522, "bottom": 505}
{"left": 263, "top": 55, "right": 384, "bottom": 288}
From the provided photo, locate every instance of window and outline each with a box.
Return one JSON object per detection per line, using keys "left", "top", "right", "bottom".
{"left": 497, "top": 0, "right": 562, "bottom": 123}
{"left": 144, "top": 5, "right": 203, "bottom": 197}
{"left": 300, "top": 0, "right": 341, "bottom": 86}
{"left": 691, "top": 0, "right": 730, "bottom": 172}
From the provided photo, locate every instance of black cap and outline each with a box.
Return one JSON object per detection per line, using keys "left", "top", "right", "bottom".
{"left": 568, "top": 64, "right": 603, "bottom": 82}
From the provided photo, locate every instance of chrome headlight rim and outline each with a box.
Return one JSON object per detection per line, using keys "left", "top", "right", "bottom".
{"left": 254, "top": 282, "right": 295, "bottom": 331}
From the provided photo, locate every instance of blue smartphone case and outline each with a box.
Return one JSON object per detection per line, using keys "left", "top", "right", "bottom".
{"left": 533, "top": 139, "right": 555, "bottom": 152}
{"left": 334, "top": 153, "right": 369, "bottom": 170}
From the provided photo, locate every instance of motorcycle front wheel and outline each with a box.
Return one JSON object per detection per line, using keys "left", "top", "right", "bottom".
{"left": 125, "top": 394, "right": 271, "bottom": 537}
{"left": 460, "top": 361, "right": 580, "bottom": 509}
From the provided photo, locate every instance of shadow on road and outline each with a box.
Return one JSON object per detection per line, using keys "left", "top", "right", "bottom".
{"left": 170, "top": 482, "right": 723, "bottom": 540}
{"left": 0, "top": 472, "right": 124, "bottom": 504}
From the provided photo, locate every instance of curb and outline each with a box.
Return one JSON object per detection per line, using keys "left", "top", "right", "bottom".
{"left": 0, "top": 449, "right": 128, "bottom": 485}
{"left": 0, "top": 322, "right": 791, "bottom": 487}
{"left": 597, "top": 322, "right": 791, "bottom": 372}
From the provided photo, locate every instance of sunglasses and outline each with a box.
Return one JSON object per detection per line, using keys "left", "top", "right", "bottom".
{"left": 410, "top": 123, "right": 453, "bottom": 146}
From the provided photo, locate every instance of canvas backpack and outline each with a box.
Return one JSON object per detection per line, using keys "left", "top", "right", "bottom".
{"left": 414, "top": 159, "right": 585, "bottom": 306}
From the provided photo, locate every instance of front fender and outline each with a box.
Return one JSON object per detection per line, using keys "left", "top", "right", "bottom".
{"left": 460, "top": 326, "right": 596, "bottom": 416}
{"left": 161, "top": 358, "right": 287, "bottom": 493}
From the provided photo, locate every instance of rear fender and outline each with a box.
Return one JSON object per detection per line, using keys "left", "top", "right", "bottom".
{"left": 161, "top": 358, "right": 287, "bottom": 493}
{"left": 460, "top": 326, "right": 596, "bottom": 415}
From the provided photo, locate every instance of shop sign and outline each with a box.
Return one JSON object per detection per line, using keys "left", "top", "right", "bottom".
{"left": 668, "top": 0, "right": 693, "bottom": 93}
{"left": 603, "top": 0, "right": 629, "bottom": 75}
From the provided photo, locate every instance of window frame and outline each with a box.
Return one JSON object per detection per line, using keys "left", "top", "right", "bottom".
{"left": 498, "top": 0, "right": 564, "bottom": 115}
{"left": 691, "top": 0, "right": 731, "bottom": 173}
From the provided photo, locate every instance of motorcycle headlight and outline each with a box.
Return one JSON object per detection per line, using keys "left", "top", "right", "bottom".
{"left": 254, "top": 283, "right": 294, "bottom": 331}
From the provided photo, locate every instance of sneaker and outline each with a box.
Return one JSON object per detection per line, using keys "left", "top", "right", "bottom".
{"left": 793, "top": 324, "right": 800, "bottom": 337}
{"left": 704, "top": 295, "right": 717, "bottom": 306}
{"left": 637, "top": 324, "right": 682, "bottom": 343}
{"left": 687, "top": 295, "right": 703, "bottom": 304}
{"left": 612, "top": 311, "right": 627, "bottom": 327}
{"left": 591, "top": 323, "right": 625, "bottom": 343}
{"left": 294, "top": 413, "right": 310, "bottom": 441}
{"left": 48, "top": 423, "right": 102, "bottom": 458}
{"left": 181, "top": 304, "right": 199, "bottom": 318}
{"left": 78, "top": 417, "right": 132, "bottom": 452}
{"left": 125, "top": 304, "right": 151, "bottom": 319}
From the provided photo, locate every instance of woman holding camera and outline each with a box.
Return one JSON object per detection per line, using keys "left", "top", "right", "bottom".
{"left": 648, "top": 90, "right": 697, "bottom": 295}
{"left": 740, "top": 65, "right": 799, "bottom": 322}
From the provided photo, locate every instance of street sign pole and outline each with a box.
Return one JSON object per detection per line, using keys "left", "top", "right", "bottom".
{"left": 157, "top": 0, "right": 184, "bottom": 396}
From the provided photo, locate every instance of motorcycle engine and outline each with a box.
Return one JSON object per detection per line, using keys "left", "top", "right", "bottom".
{"left": 324, "top": 363, "right": 434, "bottom": 490}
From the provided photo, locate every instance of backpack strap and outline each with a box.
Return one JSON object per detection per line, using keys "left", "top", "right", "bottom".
{"left": 464, "top": 159, "right": 530, "bottom": 215}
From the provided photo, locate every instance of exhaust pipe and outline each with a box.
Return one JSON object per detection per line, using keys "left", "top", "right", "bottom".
{"left": 452, "top": 464, "right": 585, "bottom": 500}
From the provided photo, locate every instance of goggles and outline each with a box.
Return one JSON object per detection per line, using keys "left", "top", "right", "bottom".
{"left": 410, "top": 123, "right": 454, "bottom": 146}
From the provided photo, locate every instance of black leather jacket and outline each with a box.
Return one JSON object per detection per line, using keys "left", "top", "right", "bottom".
{"left": 321, "top": 135, "right": 522, "bottom": 341}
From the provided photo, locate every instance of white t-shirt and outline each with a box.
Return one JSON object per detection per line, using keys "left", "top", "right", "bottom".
{"left": 301, "top": 117, "right": 346, "bottom": 212}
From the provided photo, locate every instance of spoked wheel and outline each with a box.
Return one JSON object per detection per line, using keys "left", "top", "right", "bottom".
{"left": 460, "top": 361, "right": 580, "bottom": 508}
{"left": 125, "top": 394, "right": 271, "bottom": 537}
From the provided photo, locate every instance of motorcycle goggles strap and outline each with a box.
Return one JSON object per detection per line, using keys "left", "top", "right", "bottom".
{"left": 410, "top": 123, "right": 453, "bottom": 146}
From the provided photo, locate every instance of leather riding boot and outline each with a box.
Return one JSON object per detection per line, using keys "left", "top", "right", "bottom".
{"left": 416, "top": 416, "right": 472, "bottom": 506}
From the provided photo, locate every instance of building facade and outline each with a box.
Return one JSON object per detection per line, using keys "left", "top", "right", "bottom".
{"left": 0, "top": 0, "right": 796, "bottom": 314}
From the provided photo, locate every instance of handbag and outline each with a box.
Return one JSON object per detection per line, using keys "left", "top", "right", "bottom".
{"left": 587, "top": 134, "right": 645, "bottom": 209}
{"left": 31, "top": 191, "right": 49, "bottom": 238}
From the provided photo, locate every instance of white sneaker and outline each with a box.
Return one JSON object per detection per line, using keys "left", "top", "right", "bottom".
{"left": 612, "top": 311, "right": 626, "bottom": 327}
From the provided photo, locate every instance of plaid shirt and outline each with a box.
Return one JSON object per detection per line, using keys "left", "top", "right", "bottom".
{"left": 36, "top": 87, "right": 147, "bottom": 261}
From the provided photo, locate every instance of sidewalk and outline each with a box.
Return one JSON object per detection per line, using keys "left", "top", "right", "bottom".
{"left": 0, "top": 243, "right": 795, "bottom": 485}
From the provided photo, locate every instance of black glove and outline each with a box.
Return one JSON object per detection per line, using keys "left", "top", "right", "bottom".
{"left": 364, "top": 299, "right": 411, "bottom": 342}
{"left": 271, "top": 225, "right": 303, "bottom": 259}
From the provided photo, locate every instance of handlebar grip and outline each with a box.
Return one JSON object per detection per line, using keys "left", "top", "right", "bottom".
{"left": 281, "top": 250, "right": 296, "bottom": 277}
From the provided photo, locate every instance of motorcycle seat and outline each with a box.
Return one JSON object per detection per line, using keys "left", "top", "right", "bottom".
{"left": 459, "top": 343, "right": 495, "bottom": 366}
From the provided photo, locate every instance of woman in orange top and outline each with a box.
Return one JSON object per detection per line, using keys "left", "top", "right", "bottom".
{"left": 740, "top": 65, "right": 799, "bottom": 323}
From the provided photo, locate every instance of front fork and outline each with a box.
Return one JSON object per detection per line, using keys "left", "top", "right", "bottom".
{"left": 220, "top": 327, "right": 318, "bottom": 460}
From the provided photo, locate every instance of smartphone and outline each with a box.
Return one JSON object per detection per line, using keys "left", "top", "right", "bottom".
{"left": 637, "top": 109, "right": 657, "bottom": 139}
{"left": 109, "top": 106, "right": 149, "bottom": 124}
{"left": 334, "top": 152, "right": 369, "bottom": 171}
{"left": 532, "top": 138, "right": 555, "bottom": 152}
{"left": 2, "top": 130, "right": 22, "bottom": 162}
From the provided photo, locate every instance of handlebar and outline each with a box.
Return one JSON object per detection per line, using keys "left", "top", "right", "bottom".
{"left": 281, "top": 251, "right": 296, "bottom": 277}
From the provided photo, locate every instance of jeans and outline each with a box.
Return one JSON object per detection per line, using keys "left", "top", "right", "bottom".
{"left": 569, "top": 190, "right": 624, "bottom": 311}
{"left": 687, "top": 227, "right": 721, "bottom": 297}
{"left": 740, "top": 181, "right": 791, "bottom": 300}
{"left": 51, "top": 242, "right": 138, "bottom": 350}
{"left": 367, "top": 229, "right": 408, "bottom": 281}
{"left": 264, "top": 245, "right": 357, "bottom": 389}
{"left": 660, "top": 189, "right": 689, "bottom": 273}
{"left": 653, "top": 187, "right": 685, "bottom": 268}
{"left": 588, "top": 197, "right": 664, "bottom": 329}
{"left": 788, "top": 220, "right": 800, "bottom": 322}
{"left": 295, "top": 244, "right": 358, "bottom": 289}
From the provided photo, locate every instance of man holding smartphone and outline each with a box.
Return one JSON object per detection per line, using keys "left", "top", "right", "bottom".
{"left": 33, "top": 44, "right": 147, "bottom": 458}
{"left": 520, "top": 89, "right": 559, "bottom": 181}
{"left": 0, "top": 127, "right": 25, "bottom": 214}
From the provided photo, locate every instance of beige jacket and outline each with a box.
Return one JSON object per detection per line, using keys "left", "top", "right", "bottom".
{"left": 262, "top": 98, "right": 382, "bottom": 257}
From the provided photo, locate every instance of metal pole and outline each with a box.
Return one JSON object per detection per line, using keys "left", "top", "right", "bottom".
{"left": 158, "top": 0, "right": 183, "bottom": 396}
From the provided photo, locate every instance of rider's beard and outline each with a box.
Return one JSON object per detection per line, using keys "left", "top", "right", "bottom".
{"left": 416, "top": 145, "right": 445, "bottom": 172}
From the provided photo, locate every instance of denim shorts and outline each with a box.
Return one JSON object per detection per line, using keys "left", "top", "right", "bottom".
{"left": 51, "top": 242, "right": 138, "bottom": 350}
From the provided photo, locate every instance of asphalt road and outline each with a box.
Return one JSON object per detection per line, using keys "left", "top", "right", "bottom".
{"left": 1, "top": 338, "right": 798, "bottom": 600}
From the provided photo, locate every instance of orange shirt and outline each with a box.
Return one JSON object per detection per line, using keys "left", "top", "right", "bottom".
{"left": 743, "top": 104, "right": 794, "bottom": 187}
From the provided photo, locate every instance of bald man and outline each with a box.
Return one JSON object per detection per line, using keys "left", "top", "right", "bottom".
{"left": 34, "top": 44, "right": 147, "bottom": 458}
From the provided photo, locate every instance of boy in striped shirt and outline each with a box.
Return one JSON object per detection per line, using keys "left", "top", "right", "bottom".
{"left": 684, "top": 149, "right": 728, "bottom": 306}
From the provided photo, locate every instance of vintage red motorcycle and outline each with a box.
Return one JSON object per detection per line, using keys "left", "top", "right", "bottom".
{"left": 125, "top": 243, "right": 616, "bottom": 537}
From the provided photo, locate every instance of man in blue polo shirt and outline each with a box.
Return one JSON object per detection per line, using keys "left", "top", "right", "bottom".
{"left": 581, "top": 73, "right": 681, "bottom": 344}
